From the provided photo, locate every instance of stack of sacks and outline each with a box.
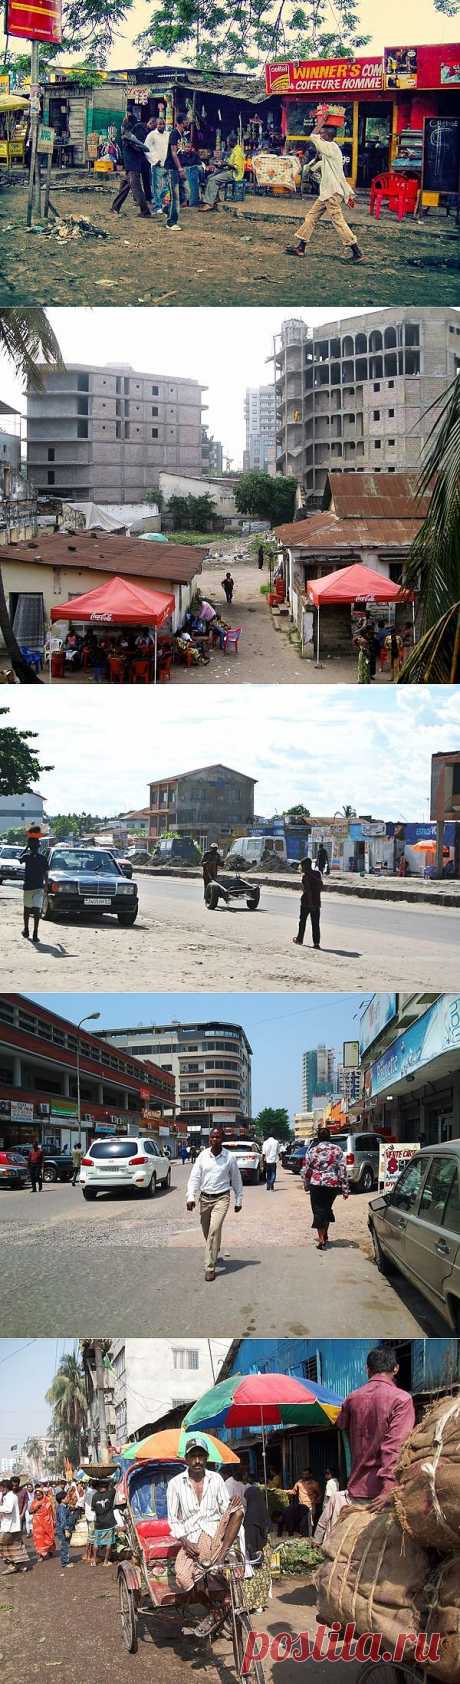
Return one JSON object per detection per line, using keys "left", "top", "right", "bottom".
{"left": 394, "top": 1394, "right": 460, "bottom": 1681}
{"left": 316, "top": 1504, "right": 428, "bottom": 1652}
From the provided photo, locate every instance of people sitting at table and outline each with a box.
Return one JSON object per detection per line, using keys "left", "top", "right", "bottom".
{"left": 63, "top": 627, "right": 83, "bottom": 669}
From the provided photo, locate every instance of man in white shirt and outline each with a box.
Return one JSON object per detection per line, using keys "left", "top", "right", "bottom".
{"left": 144, "top": 116, "right": 169, "bottom": 212}
{"left": 262, "top": 1134, "right": 280, "bottom": 1192}
{"left": 0, "top": 1480, "right": 28, "bottom": 1573}
{"left": 286, "top": 109, "right": 363, "bottom": 263}
{"left": 187, "top": 1126, "right": 243, "bottom": 1281}
{"left": 167, "top": 1444, "right": 243, "bottom": 1634}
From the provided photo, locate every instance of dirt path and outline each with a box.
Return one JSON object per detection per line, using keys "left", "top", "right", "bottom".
{"left": 1, "top": 181, "right": 458, "bottom": 305}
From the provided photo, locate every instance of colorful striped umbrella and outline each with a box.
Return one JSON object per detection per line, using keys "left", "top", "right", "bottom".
{"left": 119, "top": 1427, "right": 240, "bottom": 1466}
{"left": 183, "top": 1373, "right": 343, "bottom": 1491}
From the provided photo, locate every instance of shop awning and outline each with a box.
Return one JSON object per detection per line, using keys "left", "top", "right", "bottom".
{"left": 50, "top": 574, "right": 175, "bottom": 626}
{"left": 306, "top": 563, "right": 409, "bottom": 606}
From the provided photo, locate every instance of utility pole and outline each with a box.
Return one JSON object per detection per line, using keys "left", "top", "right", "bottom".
{"left": 94, "top": 1342, "right": 109, "bottom": 1459}
{"left": 27, "top": 39, "right": 41, "bottom": 228}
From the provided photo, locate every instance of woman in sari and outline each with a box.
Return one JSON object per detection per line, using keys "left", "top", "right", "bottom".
{"left": 31, "top": 1487, "right": 56, "bottom": 1559}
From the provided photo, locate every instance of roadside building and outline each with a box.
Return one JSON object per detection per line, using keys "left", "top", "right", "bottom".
{"left": 26, "top": 363, "right": 205, "bottom": 504}
{"left": 107, "top": 1339, "right": 231, "bottom": 1445}
{"left": 359, "top": 993, "right": 460, "bottom": 1146}
{"left": 273, "top": 310, "right": 460, "bottom": 506}
{"left": 0, "top": 994, "right": 175, "bottom": 1155}
{"left": 148, "top": 763, "right": 256, "bottom": 848}
{"left": 0, "top": 530, "right": 207, "bottom": 651}
{"left": 244, "top": 385, "right": 277, "bottom": 472}
{"left": 159, "top": 471, "right": 238, "bottom": 528}
{"left": 99, "top": 1020, "right": 252, "bottom": 1146}
{"left": 0, "top": 792, "right": 46, "bottom": 836}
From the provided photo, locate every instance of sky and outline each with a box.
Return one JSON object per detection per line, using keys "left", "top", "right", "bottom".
{"left": 4, "top": 684, "right": 460, "bottom": 821}
{"left": 0, "top": 1339, "right": 77, "bottom": 1464}
{"left": 1, "top": 0, "right": 458, "bottom": 73}
{"left": 0, "top": 306, "right": 382, "bottom": 468}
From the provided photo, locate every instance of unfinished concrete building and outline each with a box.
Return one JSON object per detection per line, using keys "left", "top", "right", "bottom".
{"left": 26, "top": 363, "right": 206, "bottom": 504}
{"left": 273, "top": 309, "right": 460, "bottom": 508}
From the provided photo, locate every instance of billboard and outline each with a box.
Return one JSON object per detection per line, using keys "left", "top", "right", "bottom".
{"left": 343, "top": 1040, "right": 360, "bottom": 1069}
{"left": 265, "top": 58, "right": 383, "bottom": 97}
{"left": 5, "top": 0, "right": 62, "bottom": 42}
{"left": 370, "top": 996, "right": 460, "bottom": 1098}
{"left": 378, "top": 1141, "right": 420, "bottom": 1192}
{"left": 360, "top": 994, "right": 398, "bottom": 1056}
{"left": 384, "top": 47, "right": 417, "bottom": 88}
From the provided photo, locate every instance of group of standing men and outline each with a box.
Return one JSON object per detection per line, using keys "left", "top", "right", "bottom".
{"left": 111, "top": 114, "right": 244, "bottom": 229}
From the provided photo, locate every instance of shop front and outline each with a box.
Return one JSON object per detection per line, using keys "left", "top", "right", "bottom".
{"left": 366, "top": 995, "right": 460, "bottom": 1145}
{"left": 265, "top": 42, "right": 460, "bottom": 190}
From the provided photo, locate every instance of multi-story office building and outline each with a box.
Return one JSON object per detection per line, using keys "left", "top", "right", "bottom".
{"left": 244, "top": 384, "right": 277, "bottom": 472}
{"left": 100, "top": 1020, "right": 252, "bottom": 1140}
{"left": 359, "top": 992, "right": 460, "bottom": 1146}
{"left": 302, "top": 1045, "right": 337, "bottom": 1112}
{"left": 0, "top": 994, "right": 175, "bottom": 1155}
{"left": 148, "top": 762, "right": 256, "bottom": 847}
{"left": 337, "top": 1064, "right": 363, "bottom": 1107}
{"left": 274, "top": 309, "right": 460, "bottom": 506}
{"left": 27, "top": 363, "right": 206, "bottom": 504}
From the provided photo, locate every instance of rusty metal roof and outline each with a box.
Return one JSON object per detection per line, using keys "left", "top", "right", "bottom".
{"left": 0, "top": 530, "right": 207, "bottom": 585}
{"left": 325, "top": 472, "right": 431, "bottom": 521}
{"left": 274, "top": 510, "right": 423, "bottom": 551}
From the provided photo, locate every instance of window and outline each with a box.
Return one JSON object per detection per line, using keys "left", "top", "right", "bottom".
{"left": 389, "top": 1157, "right": 425, "bottom": 1212}
{"left": 152, "top": 428, "right": 158, "bottom": 439}
{"left": 48, "top": 448, "right": 55, "bottom": 462}
{"left": 152, "top": 406, "right": 158, "bottom": 416}
{"left": 113, "top": 1348, "right": 126, "bottom": 1379}
{"left": 115, "top": 1402, "right": 127, "bottom": 1432}
{"left": 373, "top": 410, "right": 380, "bottom": 421}
{"left": 374, "top": 440, "right": 381, "bottom": 450}
{"left": 388, "top": 439, "right": 395, "bottom": 447}
{"left": 301, "top": 1355, "right": 319, "bottom": 1382}
{"left": 152, "top": 385, "right": 159, "bottom": 395}
{"left": 373, "top": 382, "right": 380, "bottom": 392}
{"left": 418, "top": 1158, "right": 458, "bottom": 1228}
{"left": 47, "top": 471, "right": 55, "bottom": 485}
{"left": 172, "top": 1348, "right": 199, "bottom": 1371}
{"left": 77, "top": 421, "right": 88, "bottom": 439}
{"left": 77, "top": 373, "right": 89, "bottom": 392}
{"left": 388, "top": 408, "right": 395, "bottom": 418}
{"left": 443, "top": 1171, "right": 460, "bottom": 1235}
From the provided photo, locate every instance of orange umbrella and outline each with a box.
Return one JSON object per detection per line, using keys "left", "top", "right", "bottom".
{"left": 411, "top": 841, "right": 449, "bottom": 855}
{"left": 121, "top": 1427, "right": 240, "bottom": 1465}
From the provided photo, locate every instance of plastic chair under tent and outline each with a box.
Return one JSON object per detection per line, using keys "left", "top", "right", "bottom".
{"left": 223, "top": 626, "right": 242, "bottom": 655}
{"left": 20, "top": 645, "right": 43, "bottom": 674}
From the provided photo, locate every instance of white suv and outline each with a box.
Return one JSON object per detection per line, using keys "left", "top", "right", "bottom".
{"left": 80, "top": 1137, "right": 172, "bottom": 1201}
{"left": 224, "top": 1140, "right": 262, "bottom": 1185}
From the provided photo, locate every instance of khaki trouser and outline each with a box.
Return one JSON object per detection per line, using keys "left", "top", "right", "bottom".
{"left": 175, "top": 1511, "right": 231, "bottom": 1593}
{"left": 200, "top": 1192, "right": 230, "bottom": 1270}
{"left": 297, "top": 192, "right": 356, "bottom": 248}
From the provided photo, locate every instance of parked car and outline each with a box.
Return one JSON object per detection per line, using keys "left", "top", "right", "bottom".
{"left": 79, "top": 1136, "right": 172, "bottom": 1200}
{"left": 0, "top": 844, "right": 25, "bottom": 884}
{"left": 151, "top": 838, "right": 201, "bottom": 866}
{"left": 44, "top": 847, "right": 139, "bottom": 925}
{"left": 11, "top": 1144, "right": 74, "bottom": 1183}
{"left": 368, "top": 1144, "right": 460, "bottom": 1332}
{"left": 0, "top": 1150, "right": 28, "bottom": 1189}
{"left": 284, "top": 1143, "right": 308, "bottom": 1174}
{"left": 329, "top": 1132, "right": 384, "bottom": 1193}
{"left": 112, "top": 853, "right": 134, "bottom": 879}
{"left": 224, "top": 1139, "right": 263, "bottom": 1185}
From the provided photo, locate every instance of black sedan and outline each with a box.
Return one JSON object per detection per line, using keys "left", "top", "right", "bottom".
{"left": 44, "top": 847, "right": 139, "bottom": 926}
{"left": 284, "top": 1143, "right": 308, "bottom": 1174}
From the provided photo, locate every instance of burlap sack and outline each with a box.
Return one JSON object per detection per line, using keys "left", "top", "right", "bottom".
{"left": 394, "top": 1395, "right": 460, "bottom": 1552}
{"left": 422, "top": 1556, "right": 460, "bottom": 1683}
{"left": 316, "top": 1505, "right": 428, "bottom": 1647}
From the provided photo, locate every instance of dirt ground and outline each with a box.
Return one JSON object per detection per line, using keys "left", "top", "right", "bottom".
{"left": 1, "top": 177, "right": 459, "bottom": 305}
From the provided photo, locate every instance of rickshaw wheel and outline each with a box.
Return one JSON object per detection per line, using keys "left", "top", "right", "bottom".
{"left": 231, "top": 1607, "right": 265, "bottom": 1681}
{"left": 357, "top": 1663, "right": 420, "bottom": 1684}
{"left": 119, "top": 1571, "right": 138, "bottom": 1653}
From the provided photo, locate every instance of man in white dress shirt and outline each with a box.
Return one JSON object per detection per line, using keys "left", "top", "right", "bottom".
{"left": 167, "top": 1444, "right": 243, "bottom": 1634}
{"left": 262, "top": 1133, "right": 280, "bottom": 1192}
{"left": 186, "top": 1126, "right": 243, "bottom": 1281}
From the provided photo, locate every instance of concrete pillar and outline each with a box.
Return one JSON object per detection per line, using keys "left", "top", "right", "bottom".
{"left": 98, "top": 1082, "right": 104, "bottom": 1105}
{"left": 13, "top": 1055, "right": 22, "bottom": 1088}
{"left": 62, "top": 1072, "right": 70, "bottom": 1097}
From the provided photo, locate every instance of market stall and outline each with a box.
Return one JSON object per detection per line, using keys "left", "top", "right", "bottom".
{"left": 0, "top": 93, "right": 29, "bottom": 168}
{"left": 50, "top": 574, "right": 175, "bottom": 683}
{"left": 306, "top": 561, "right": 415, "bottom": 663}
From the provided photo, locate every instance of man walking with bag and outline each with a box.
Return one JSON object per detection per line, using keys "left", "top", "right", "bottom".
{"left": 186, "top": 1126, "right": 243, "bottom": 1282}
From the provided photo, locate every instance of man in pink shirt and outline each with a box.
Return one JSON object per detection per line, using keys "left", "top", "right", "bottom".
{"left": 336, "top": 1346, "right": 415, "bottom": 1508}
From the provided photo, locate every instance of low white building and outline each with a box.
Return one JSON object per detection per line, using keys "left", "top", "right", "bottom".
{"left": 0, "top": 793, "right": 46, "bottom": 836}
{"left": 110, "top": 1339, "right": 231, "bottom": 1443}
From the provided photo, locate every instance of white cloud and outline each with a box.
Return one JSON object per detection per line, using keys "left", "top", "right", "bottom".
{"left": 4, "top": 685, "right": 459, "bottom": 820}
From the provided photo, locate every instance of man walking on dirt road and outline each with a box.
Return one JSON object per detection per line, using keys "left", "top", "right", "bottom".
{"left": 186, "top": 1126, "right": 243, "bottom": 1281}
{"left": 285, "top": 107, "right": 364, "bottom": 264}
{"left": 293, "top": 857, "right": 322, "bottom": 950}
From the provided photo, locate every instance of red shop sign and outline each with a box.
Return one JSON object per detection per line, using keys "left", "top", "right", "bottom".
{"left": 5, "top": 0, "right": 62, "bottom": 43}
{"left": 265, "top": 58, "right": 383, "bottom": 96}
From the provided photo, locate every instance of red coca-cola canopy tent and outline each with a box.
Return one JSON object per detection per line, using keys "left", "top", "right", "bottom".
{"left": 50, "top": 574, "right": 175, "bottom": 626}
{"left": 306, "top": 562, "right": 410, "bottom": 606}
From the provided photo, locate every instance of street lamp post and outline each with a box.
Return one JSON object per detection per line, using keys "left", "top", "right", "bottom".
{"left": 76, "top": 1012, "right": 101, "bottom": 1142}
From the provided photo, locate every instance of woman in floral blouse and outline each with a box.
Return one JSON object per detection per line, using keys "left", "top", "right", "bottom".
{"left": 302, "top": 1127, "right": 349, "bottom": 1250}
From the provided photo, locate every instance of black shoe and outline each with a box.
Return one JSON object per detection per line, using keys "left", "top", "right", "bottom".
{"left": 32, "top": 932, "right": 39, "bottom": 943}
{"left": 285, "top": 241, "right": 305, "bottom": 256}
{"left": 22, "top": 929, "right": 29, "bottom": 939}
{"left": 292, "top": 937, "right": 303, "bottom": 946}
{"left": 351, "top": 243, "right": 364, "bottom": 261}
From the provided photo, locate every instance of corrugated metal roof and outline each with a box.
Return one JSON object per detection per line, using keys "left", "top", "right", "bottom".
{"left": 326, "top": 472, "right": 431, "bottom": 521}
{"left": 0, "top": 530, "right": 207, "bottom": 585}
{"left": 275, "top": 510, "right": 423, "bottom": 551}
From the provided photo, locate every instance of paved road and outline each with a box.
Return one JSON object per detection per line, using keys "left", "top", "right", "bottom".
{"left": 0, "top": 1165, "right": 443, "bottom": 1339}
{"left": 1, "top": 874, "right": 458, "bottom": 990}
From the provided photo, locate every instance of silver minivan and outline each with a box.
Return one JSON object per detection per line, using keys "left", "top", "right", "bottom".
{"left": 368, "top": 1144, "right": 460, "bottom": 1332}
{"left": 332, "top": 1132, "right": 383, "bottom": 1192}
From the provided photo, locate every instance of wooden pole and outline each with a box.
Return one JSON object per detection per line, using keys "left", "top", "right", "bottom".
{"left": 26, "top": 39, "right": 40, "bottom": 228}
{"left": 43, "top": 147, "right": 52, "bottom": 219}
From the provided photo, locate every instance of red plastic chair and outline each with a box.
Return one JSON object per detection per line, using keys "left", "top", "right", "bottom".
{"left": 223, "top": 626, "right": 242, "bottom": 655}
{"left": 108, "top": 655, "right": 126, "bottom": 683}
{"left": 130, "top": 658, "right": 151, "bottom": 684}
{"left": 370, "top": 172, "right": 419, "bottom": 221}
{"left": 158, "top": 655, "right": 172, "bottom": 683}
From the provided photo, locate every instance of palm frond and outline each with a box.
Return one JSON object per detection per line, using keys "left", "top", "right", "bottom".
{"left": 398, "top": 602, "right": 460, "bottom": 684}
{"left": 0, "top": 308, "right": 63, "bottom": 390}
{"left": 404, "top": 375, "right": 460, "bottom": 632}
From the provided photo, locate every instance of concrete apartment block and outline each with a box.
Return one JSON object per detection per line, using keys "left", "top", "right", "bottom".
{"left": 26, "top": 363, "right": 206, "bottom": 504}
{"left": 274, "top": 308, "right": 460, "bottom": 506}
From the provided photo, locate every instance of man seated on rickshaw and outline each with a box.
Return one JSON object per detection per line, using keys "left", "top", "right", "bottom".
{"left": 167, "top": 1442, "right": 244, "bottom": 1637}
